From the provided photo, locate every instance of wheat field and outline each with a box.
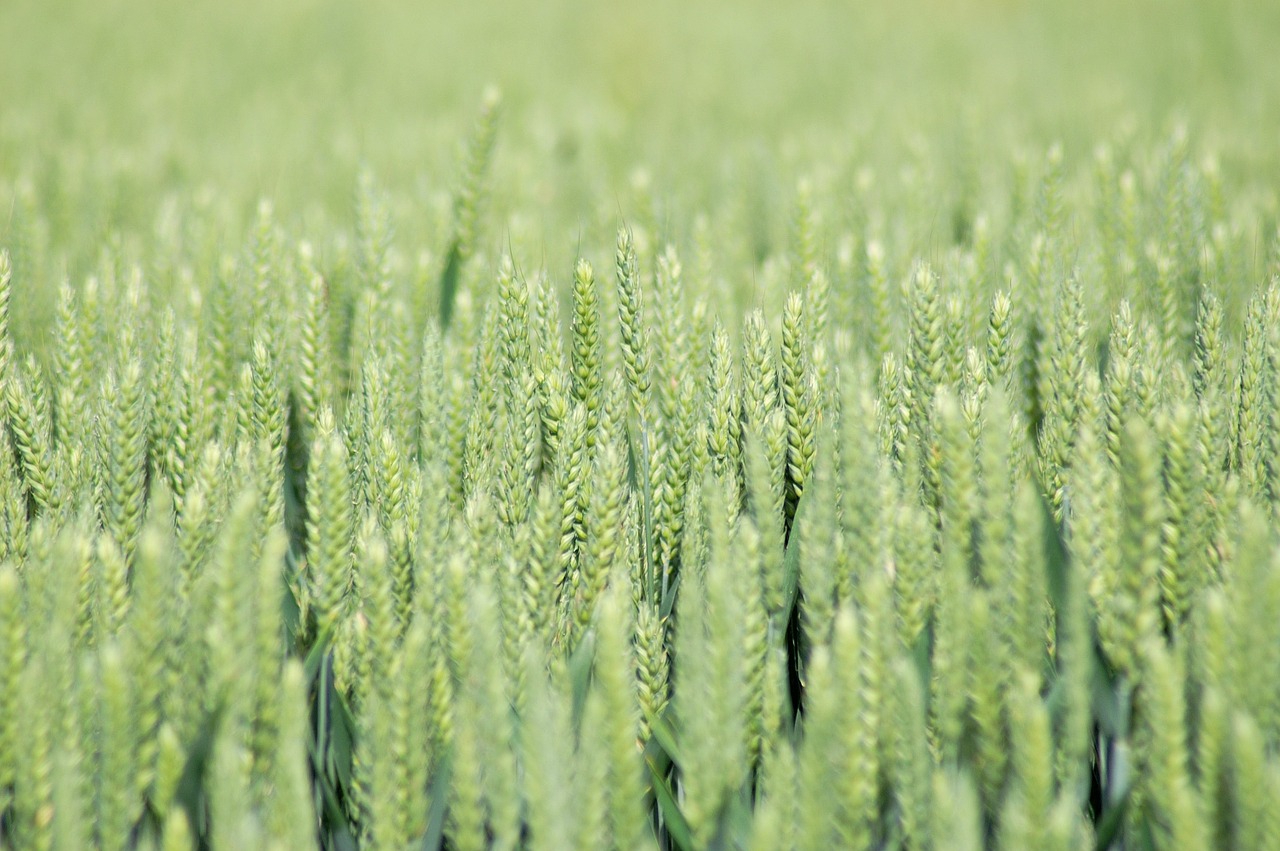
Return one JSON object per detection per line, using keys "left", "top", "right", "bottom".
{"left": 2, "top": 0, "right": 1280, "bottom": 848}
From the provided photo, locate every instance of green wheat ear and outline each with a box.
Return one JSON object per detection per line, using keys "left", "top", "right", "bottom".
{"left": 571, "top": 258, "right": 604, "bottom": 439}
{"left": 779, "top": 291, "right": 817, "bottom": 529}
{"left": 0, "top": 250, "right": 12, "bottom": 391}
{"left": 742, "top": 308, "right": 780, "bottom": 430}
{"left": 306, "top": 407, "right": 355, "bottom": 636}
{"left": 440, "top": 87, "right": 501, "bottom": 329}
{"left": 593, "top": 586, "right": 649, "bottom": 851}
{"left": 0, "top": 564, "right": 22, "bottom": 799}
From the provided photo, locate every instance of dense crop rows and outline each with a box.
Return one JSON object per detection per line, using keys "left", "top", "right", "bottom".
{"left": 4, "top": 1, "right": 1280, "bottom": 849}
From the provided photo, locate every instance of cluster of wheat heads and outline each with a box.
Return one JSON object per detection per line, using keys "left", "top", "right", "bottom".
{"left": 3, "top": 122, "right": 1280, "bottom": 851}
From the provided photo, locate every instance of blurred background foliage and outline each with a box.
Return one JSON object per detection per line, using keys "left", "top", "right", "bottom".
{"left": 3, "top": 0, "right": 1278, "bottom": 255}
